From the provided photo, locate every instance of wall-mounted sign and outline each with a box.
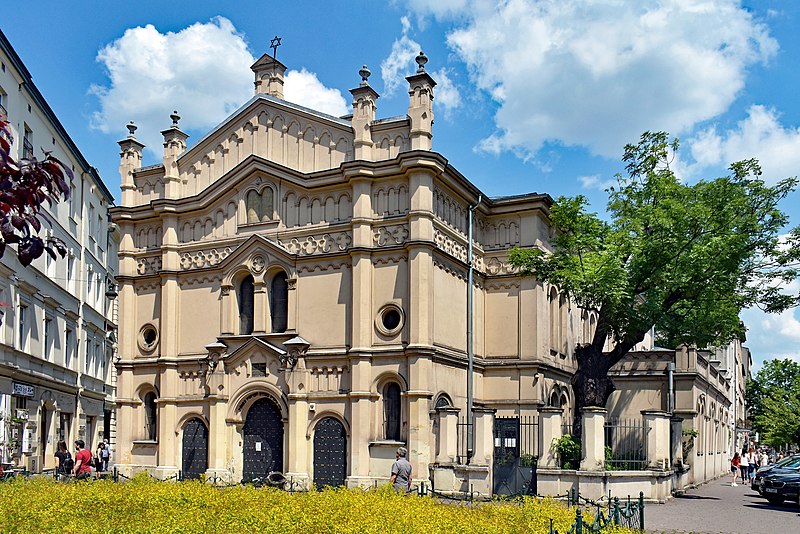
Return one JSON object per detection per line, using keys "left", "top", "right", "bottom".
{"left": 12, "top": 383, "right": 34, "bottom": 398}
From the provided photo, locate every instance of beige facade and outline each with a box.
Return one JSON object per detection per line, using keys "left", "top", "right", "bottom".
{"left": 0, "top": 29, "right": 119, "bottom": 472}
{"left": 112, "top": 51, "right": 745, "bottom": 493}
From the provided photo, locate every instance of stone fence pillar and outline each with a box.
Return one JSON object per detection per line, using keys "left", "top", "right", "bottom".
{"left": 539, "top": 407, "right": 563, "bottom": 467}
{"left": 670, "top": 416, "right": 685, "bottom": 468}
{"left": 434, "top": 407, "right": 460, "bottom": 464}
{"left": 472, "top": 407, "right": 496, "bottom": 466}
{"left": 580, "top": 407, "right": 607, "bottom": 471}
{"left": 642, "top": 411, "right": 671, "bottom": 470}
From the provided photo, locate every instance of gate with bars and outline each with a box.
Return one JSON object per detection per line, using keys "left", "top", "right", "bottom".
{"left": 492, "top": 415, "right": 541, "bottom": 496}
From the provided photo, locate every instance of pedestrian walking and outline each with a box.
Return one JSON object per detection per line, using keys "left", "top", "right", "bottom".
{"left": 101, "top": 440, "right": 111, "bottom": 471}
{"left": 760, "top": 450, "right": 768, "bottom": 467}
{"left": 747, "top": 448, "right": 756, "bottom": 482}
{"left": 739, "top": 449, "right": 749, "bottom": 484}
{"left": 730, "top": 452, "right": 740, "bottom": 486}
{"left": 389, "top": 447, "right": 412, "bottom": 492}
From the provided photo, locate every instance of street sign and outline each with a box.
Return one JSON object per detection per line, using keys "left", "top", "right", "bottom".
{"left": 12, "top": 382, "right": 34, "bottom": 397}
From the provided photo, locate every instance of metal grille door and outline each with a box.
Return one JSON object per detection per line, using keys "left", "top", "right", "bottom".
{"left": 242, "top": 397, "right": 283, "bottom": 482}
{"left": 493, "top": 417, "right": 520, "bottom": 495}
{"left": 181, "top": 418, "right": 208, "bottom": 480}
{"left": 313, "top": 417, "right": 347, "bottom": 488}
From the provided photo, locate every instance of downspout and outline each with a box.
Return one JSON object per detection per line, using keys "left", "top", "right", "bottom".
{"left": 466, "top": 194, "right": 481, "bottom": 463}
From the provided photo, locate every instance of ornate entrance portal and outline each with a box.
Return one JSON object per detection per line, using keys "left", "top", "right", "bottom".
{"left": 242, "top": 397, "right": 284, "bottom": 482}
{"left": 181, "top": 418, "right": 208, "bottom": 480}
{"left": 313, "top": 417, "right": 347, "bottom": 488}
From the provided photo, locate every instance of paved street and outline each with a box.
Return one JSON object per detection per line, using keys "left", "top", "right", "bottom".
{"left": 646, "top": 478, "right": 800, "bottom": 534}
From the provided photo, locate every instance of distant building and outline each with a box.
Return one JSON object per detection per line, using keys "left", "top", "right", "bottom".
{"left": 0, "top": 29, "right": 119, "bottom": 472}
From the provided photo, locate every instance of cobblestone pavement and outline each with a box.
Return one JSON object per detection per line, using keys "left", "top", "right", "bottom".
{"left": 645, "top": 478, "right": 800, "bottom": 534}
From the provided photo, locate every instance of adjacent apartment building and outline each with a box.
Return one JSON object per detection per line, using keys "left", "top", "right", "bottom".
{"left": 0, "top": 29, "right": 119, "bottom": 472}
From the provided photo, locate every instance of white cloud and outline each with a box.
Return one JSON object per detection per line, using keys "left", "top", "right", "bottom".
{"left": 91, "top": 17, "right": 348, "bottom": 155}
{"left": 405, "top": 0, "right": 778, "bottom": 159}
{"left": 579, "top": 175, "right": 615, "bottom": 191}
{"left": 688, "top": 105, "right": 800, "bottom": 183}
{"left": 381, "top": 17, "right": 422, "bottom": 96}
{"left": 284, "top": 69, "right": 349, "bottom": 117}
{"left": 430, "top": 68, "right": 462, "bottom": 115}
{"left": 91, "top": 17, "right": 255, "bottom": 154}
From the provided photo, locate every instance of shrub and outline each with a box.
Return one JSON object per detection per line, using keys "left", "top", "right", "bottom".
{"left": 553, "top": 434, "right": 581, "bottom": 469}
{"left": 0, "top": 476, "right": 635, "bottom": 533}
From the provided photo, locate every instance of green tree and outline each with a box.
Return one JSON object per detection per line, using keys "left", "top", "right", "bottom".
{"left": 747, "top": 359, "right": 800, "bottom": 446}
{"left": 509, "top": 132, "right": 800, "bottom": 436}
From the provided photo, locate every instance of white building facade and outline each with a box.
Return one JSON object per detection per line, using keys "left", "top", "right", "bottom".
{"left": 0, "top": 29, "right": 119, "bottom": 472}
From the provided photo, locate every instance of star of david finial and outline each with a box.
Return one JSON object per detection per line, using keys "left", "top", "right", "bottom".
{"left": 270, "top": 36, "right": 282, "bottom": 59}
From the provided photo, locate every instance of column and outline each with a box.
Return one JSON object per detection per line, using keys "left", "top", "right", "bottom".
{"left": 435, "top": 407, "right": 459, "bottom": 463}
{"left": 579, "top": 407, "right": 606, "bottom": 471}
{"left": 206, "top": 396, "right": 228, "bottom": 481}
{"left": 472, "top": 407, "right": 496, "bottom": 466}
{"left": 670, "top": 416, "right": 685, "bottom": 468}
{"left": 642, "top": 411, "right": 671, "bottom": 470}
{"left": 407, "top": 355, "right": 433, "bottom": 481}
{"left": 539, "top": 407, "right": 563, "bottom": 468}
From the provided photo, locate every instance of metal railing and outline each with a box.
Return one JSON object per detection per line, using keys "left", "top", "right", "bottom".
{"left": 604, "top": 418, "right": 648, "bottom": 470}
{"left": 456, "top": 417, "right": 472, "bottom": 464}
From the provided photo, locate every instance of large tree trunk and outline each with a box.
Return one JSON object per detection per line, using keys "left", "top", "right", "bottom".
{"left": 570, "top": 343, "right": 617, "bottom": 442}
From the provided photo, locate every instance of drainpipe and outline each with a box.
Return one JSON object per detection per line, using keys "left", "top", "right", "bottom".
{"left": 466, "top": 195, "right": 481, "bottom": 464}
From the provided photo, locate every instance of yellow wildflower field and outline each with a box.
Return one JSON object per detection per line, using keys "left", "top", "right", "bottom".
{"left": 0, "top": 475, "right": 635, "bottom": 533}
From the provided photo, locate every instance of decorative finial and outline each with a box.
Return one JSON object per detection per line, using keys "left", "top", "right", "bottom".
{"left": 270, "top": 36, "right": 282, "bottom": 59}
{"left": 126, "top": 121, "right": 137, "bottom": 138}
{"left": 415, "top": 51, "right": 428, "bottom": 73}
{"left": 170, "top": 111, "right": 180, "bottom": 128}
{"left": 359, "top": 65, "right": 371, "bottom": 86}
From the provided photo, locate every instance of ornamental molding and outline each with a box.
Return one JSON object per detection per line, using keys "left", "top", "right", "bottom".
{"left": 373, "top": 224, "right": 409, "bottom": 247}
{"left": 179, "top": 247, "right": 234, "bottom": 271}
{"left": 136, "top": 256, "right": 162, "bottom": 275}
{"left": 279, "top": 231, "right": 352, "bottom": 256}
{"left": 297, "top": 259, "right": 352, "bottom": 274}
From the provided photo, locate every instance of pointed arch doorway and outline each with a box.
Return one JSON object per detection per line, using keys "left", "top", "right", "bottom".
{"left": 242, "top": 397, "right": 284, "bottom": 482}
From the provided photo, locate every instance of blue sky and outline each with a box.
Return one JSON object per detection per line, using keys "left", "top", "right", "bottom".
{"left": 3, "top": 0, "right": 799, "bottom": 369}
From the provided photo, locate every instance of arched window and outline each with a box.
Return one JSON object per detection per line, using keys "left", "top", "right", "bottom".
{"left": 434, "top": 394, "right": 453, "bottom": 410}
{"left": 270, "top": 272, "right": 288, "bottom": 333}
{"left": 245, "top": 188, "right": 275, "bottom": 224}
{"left": 144, "top": 392, "right": 157, "bottom": 441}
{"left": 246, "top": 190, "right": 261, "bottom": 224}
{"left": 549, "top": 287, "right": 559, "bottom": 354}
{"left": 559, "top": 294, "right": 568, "bottom": 355}
{"left": 384, "top": 383, "right": 401, "bottom": 441}
{"left": 239, "top": 274, "right": 255, "bottom": 335}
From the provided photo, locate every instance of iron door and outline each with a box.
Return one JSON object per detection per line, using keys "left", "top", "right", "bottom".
{"left": 313, "top": 417, "right": 347, "bottom": 488}
{"left": 242, "top": 397, "right": 283, "bottom": 483}
{"left": 182, "top": 418, "right": 208, "bottom": 480}
{"left": 493, "top": 417, "right": 520, "bottom": 495}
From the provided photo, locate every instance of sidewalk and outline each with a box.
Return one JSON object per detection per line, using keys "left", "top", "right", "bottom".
{"left": 645, "top": 478, "right": 800, "bottom": 533}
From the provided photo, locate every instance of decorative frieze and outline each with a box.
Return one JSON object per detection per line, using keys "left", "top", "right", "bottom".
{"left": 136, "top": 256, "right": 162, "bottom": 275}
{"left": 373, "top": 224, "right": 409, "bottom": 247}
{"left": 484, "top": 256, "right": 519, "bottom": 276}
{"left": 179, "top": 247, "right": 234, "bottom": 270}
{"left": 279, "top": 232, "right": 351, "bottom": 256}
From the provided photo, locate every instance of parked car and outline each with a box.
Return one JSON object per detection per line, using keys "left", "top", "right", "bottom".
{"left": 761, "top": 470, "right": 800, "bottom": 506}
{"left": 752, "top": 454, "right": 800, "bottom": 493}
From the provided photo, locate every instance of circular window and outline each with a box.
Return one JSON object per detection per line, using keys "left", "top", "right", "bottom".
{"left": 138, "top": 323, "right": 159, "bottom": 353}
{"left": 376, "top": 304, "right": 404, "bottom": 336}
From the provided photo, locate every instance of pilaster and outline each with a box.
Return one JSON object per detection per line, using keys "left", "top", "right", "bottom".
{"left": 579, "top": 407, "right": 606, "bottom": 471}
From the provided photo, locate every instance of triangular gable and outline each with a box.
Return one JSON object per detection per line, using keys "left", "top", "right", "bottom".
{"left": 216, "top": 234, "right": 296, "bottom": 279}
{"left": 224, "top": 336, "right": 287, "bottom": 368}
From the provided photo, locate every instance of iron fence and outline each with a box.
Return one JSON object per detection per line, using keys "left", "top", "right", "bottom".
{"left": 604, "top": 417, "right": 648, "bottom": 470}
